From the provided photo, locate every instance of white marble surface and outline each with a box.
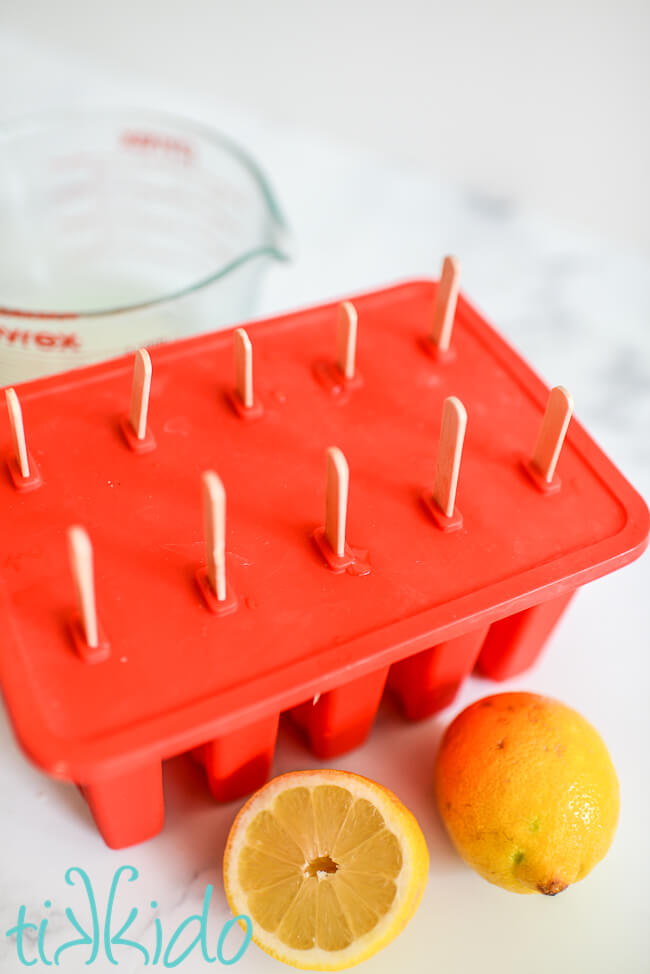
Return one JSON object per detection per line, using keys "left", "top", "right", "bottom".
{"left": 4, "top": 0, "right": 650, "bottom": 251}
{"left": 1, "top": 28, "right": 649, "bottom": 974}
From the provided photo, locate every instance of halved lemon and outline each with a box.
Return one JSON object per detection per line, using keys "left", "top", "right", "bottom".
{"left": 223, "top": 769, "right": 429, "bottom": 970}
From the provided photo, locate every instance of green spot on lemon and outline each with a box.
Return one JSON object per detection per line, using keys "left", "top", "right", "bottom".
{"left": 529, "top": 818, "right": 540, "bottom": 832}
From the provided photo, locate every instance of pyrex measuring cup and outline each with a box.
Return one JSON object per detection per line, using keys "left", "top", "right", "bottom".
{"left": 0, "top": 109, "right": 289, "bottom": 383}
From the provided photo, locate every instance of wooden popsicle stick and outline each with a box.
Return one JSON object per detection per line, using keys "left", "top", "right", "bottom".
{"left": 234, "top": 328, "right": 254, "bottom": 409}
{"left": 67, "top": 526, "right": 99, "bottom": 649}
{"left": 325, "top": 446, "right": 349, "bottom": 558}
{"left": 433, "top": 396, "right": 467, "bottom": 518}
{"left": 336, "top": 301, "right": 358, "bottom": 380}
{"left": 5, "top": 388, "right": 30, "bottom": 479}
{"left": 129, "top": 348, "right": 152, "bottom": 440}
{"left": 431, "top": 255, "right": 461, "bottom": 352}
{"left": 531, "top": 386, "right": 574, "bottom": 483}
{"left": 202, "top": 471, "right": 227, "bottom": 601}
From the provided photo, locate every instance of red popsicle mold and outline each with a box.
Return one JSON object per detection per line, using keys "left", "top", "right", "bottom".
{"left": 0, "top": 279, "right": 648, "bottom": 848}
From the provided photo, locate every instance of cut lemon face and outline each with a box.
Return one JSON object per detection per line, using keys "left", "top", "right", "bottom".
{"left": 223, "top": 769, "right": 429, "bottom": 970}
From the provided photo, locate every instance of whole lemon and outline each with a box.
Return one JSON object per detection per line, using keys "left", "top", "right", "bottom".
{"left": 435, "top": 692, "right": 619, "bottom": 895}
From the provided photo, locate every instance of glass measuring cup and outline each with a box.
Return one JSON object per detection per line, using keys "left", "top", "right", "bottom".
{"left": 0, "top": 109, "right": 289, "bottom": 384}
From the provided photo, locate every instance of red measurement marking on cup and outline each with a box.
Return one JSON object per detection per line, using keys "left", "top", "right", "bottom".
{"left": 0, "top": 309, "right": 78, "bottom": 320}
{"left": 120, "top": 130, "right": 194, "bottom": 163}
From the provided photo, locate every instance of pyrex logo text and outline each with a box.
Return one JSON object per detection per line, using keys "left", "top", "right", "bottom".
{"left": 0, "top": 327, "right": 81, "bottom": 351}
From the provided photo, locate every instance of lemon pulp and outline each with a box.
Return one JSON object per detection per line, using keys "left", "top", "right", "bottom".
{"left": 239, "top": 784, "right": 401, "bottom": 949}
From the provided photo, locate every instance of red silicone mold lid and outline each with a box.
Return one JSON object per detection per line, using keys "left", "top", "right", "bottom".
{"left": 0, "top": 280, "right": 647, "bottom": 780}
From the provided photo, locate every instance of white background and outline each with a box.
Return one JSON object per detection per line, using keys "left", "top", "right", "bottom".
{"left": 1, "top": 5, "right": 649, "bottom": 974}
{"left": 3, "top": 0, "right": 650, "bottom": 252}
